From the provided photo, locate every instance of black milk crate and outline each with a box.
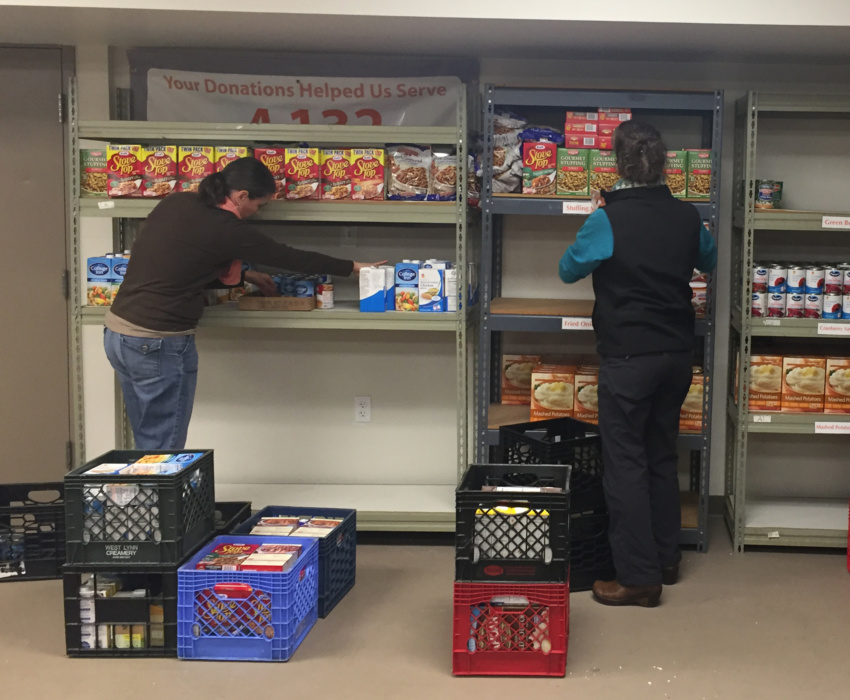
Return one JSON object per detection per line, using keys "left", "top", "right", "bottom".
{"left": 232, "top": 506, "right": 356, "bottom": 618}
{"left": 569, "top": 510, "right": 615, "bottom": 593}
{"left": 0, "top": 483, "right": 65, "bottom": 582}
{"left": 500, "top": 418, "right": 606, "bottom": 513}
{"left": 456, "top": 464, "right": 570, "bottom": 583}
{"left": 214, "top": 502, "right": 252, "bottom": 535}
{"left": 65, "top": 450, "right": 215, "bottom": 567}
{"left": 63, "top": 565, "right": 179, "bottom": 657}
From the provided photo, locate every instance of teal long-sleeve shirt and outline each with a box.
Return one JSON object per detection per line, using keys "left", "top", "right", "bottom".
{"left": 558, "top": 208, "right": 718, "bottom": 283}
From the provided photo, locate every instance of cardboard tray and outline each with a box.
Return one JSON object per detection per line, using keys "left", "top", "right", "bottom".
{"left": 238, "top": 293, "right": 315, "bottom": 311}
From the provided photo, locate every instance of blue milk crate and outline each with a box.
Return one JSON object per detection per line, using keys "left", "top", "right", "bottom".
{"left": 177, "top": 535, "right": 318, "bottom": 662}
{"left": 233, "top": 506, "right": 356, "bottom": 618}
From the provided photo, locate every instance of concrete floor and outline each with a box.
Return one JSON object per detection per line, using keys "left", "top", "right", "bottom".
{"left": 2, "top": 517, "right": 849, "bottom": 700}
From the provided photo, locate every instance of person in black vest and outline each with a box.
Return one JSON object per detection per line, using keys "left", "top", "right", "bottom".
{"left": 558, "top": 121, "right": 717, "bottom": 607}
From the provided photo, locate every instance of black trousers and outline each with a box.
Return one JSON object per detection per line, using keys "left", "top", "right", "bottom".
{"left": 597, "top": 350, "right": 693, "bottom": 586}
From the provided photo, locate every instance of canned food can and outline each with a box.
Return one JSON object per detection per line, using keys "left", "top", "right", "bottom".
{"left": 751, "top": 292, "right": 768, "bottom": 317}
{"left": 755, "top": 180, "right": 775, "bottom": 209}
{"left": 767, "top": 265, "right": 787, "bottom": 293}
{"left": 824, "top": 266, "right": 843, "bottom": 294}
{"left": 786, "top": 266, "right": 807, "bottom": 294}
{"left": 840, "top": 264, "right": 850, "bottom": 291}
{"left": 822, "top": 293, "right": 843, "bottom": 319}
{"left": 805, "top": 266, "right": 825, "bottom": 294}
{"left": 752, "top": 265, "right": 769, "bottom": 293}
{"left": 804, "top": 293, "right": 823, "bottom": 319}
{"left": 785, "top": 293, "right": 805, "bottom": 318}
{"left": 771, "top": 181, "right": 783, "bottom": 208}
{"left": 316, "top": 282, "right": 334, "bottom": 309}
{"left": 767, "top": 292, "right": 786, "bottom": 317}
{"left": 843, "top": 293, "right": 850, "bottom": 319}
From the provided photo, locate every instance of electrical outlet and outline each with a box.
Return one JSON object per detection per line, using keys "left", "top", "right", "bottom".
{"left": 354, "top": 395, "right": 371, "bottom": 423}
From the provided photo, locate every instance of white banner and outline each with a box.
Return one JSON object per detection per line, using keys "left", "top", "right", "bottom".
{"left": 147, "top": 69, "right": 460, "bottom": 126}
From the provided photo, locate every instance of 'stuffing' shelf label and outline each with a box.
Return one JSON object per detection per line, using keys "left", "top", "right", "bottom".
{"left": 562, "top": 201, "right": 594, "bottom": 215}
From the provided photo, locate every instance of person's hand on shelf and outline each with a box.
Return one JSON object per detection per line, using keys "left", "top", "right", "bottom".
{"left": 352, "top": 260, "right": 389, "bottom": 274}
{"left": 244, "top": 269, "right": 278, "bottom": 296}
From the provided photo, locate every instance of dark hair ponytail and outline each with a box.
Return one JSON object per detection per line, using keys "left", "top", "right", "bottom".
{"left": 197, "top": 157, "right": 277, "bottom": 206}
{"left": 613, "top": 121, "right": 666, "bottom": 185}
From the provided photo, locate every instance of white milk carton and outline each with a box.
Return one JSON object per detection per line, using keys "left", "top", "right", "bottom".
{"left": 111, "top": 255, "right": 129, "bottom": 301}
{"left": 419, "top": 268, "right": 446, "bottom": 312}
{"left": 445, "top": 268, "right": 458, "bottom": 312}
{"left": 379, "top": 265, "right": 395, "bottom": 311}
{"left": 359, "top": 267, "right": 386, "bottom": 312}
{"left": 86, "top": 255, "right": 114, "bottom": 306}
{"left": 395, "top": 261, "right": 420, "bottom": 312}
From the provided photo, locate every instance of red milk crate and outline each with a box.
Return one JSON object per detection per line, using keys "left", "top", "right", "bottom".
{"left": 452, "top": 581, "right": 569, "bottom": 677}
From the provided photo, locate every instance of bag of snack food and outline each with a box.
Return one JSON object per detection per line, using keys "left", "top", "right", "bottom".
{"left": 468, "top": 154, "right": 482, "bottom": 208}
{"left": 493, "top": 112, "right": 527, "bottom": 147}
{"left": 387, "top": 144, "right": 431, "bottom": 200}
{"left": 427, "top": 150, "right": 458, "bottom": 201}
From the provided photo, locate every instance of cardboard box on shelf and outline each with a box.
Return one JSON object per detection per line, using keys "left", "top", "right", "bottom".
{"left": 687, "top": 150, "right": 712, "bottom": 198}
{"left": 781, "top": 357, "right": 826, "bottom": 413}
{"left": 254, "top": 147, "right": 287, "bottom": 199}
{"left": 501, "top": 354, "right": 542, "bottom": 405}
{"left": 664, "top": 150, "right": 688, "bottom": 198}
{"left": 530, "top": 364, "right": 577, "bottom": 421}
{"left": 178, "top": 146, "right": 214, "bottom": 193}
{"left": 748, "top": 355, "right": 783, "bottom": 412}
{"left": 522, "top": 142, "right": 557, "bottom": 195}
{"left": 589, "top": 150, "right": 619, "bottom": 192}
{"left": 679, "top": 371, "right": 705, "bottom": 433}
{"left": 824, "top": 357, "right": 850, "bottom": 414}
{"left": 574, "top": 371, "right": 600, "bottom": 424}
{"left": 556, "top": 149, "right": 590, "bottom": 196}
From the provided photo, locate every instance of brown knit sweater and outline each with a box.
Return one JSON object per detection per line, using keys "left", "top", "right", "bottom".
{"left": 109, "top": 193, "right": 354, "bottom": 332}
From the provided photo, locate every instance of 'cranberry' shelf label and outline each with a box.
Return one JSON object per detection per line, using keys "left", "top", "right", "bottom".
{"left": 817, "top": 322, "right": 850, "bottom": 336}
{"left": 562, "top": 201, "right": 594, "bottom": 215}
{"left": 821, "top": 216, "right": 850, "bottom": 229}
{"left": 561, "top": 317, "right": 594, "bottom": 330}
{"left": 814, "top": 421, "right": 850, "bottom": 435}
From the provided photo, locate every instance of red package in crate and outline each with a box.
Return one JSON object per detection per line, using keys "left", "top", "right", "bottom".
{"left": 452, "top": 582, "right": 569, "bottom": 677}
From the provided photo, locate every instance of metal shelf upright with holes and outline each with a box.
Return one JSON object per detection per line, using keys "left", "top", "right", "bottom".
{"left": 726, "top": 92, "right": 850, "bottom": 552}
{"left": 477, "top": 86, "right": 723, "bottom": 551}
{"left": 66, "top": 79, "right": 478, "bottom": 532}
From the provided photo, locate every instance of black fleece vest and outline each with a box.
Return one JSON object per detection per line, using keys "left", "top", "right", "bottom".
{"left": 591, "top": 186, "right": 703, "bottom": 357}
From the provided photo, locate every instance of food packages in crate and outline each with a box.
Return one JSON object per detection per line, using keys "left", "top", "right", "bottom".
{"left": 452, "top": 582, "right": 569, "bottom": 677}
{"left": 177, "top": 535, "right": 318, "bottom": 662}
{"left": 232, "top": 506, "right": 356, "bottom": 618}
{"left": 455, "top": 464, "right": 570, "bottom": 583}
{"left": 64, "top": 451, "right": 215, "bottom": 567}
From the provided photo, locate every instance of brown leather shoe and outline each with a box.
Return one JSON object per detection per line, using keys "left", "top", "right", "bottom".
{"left": 662, "top": 565, "right": 679, "bottom": 586}
{"left": 592, "top": 579, "right": 662, "bottom": 607}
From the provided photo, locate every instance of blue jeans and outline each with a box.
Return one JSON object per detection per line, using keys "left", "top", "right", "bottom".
{"left": 104, "top": 328, "right": 199, "bottom": 450}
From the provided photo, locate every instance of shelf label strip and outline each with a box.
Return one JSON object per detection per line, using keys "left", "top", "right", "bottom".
{"left": 821, "top": 216, "right": 850, "bottom": 229}
{"left": 97, "top": 201, "right": 115, "bottom": 210}
{"left": 814, "top": 421, "right": 850, "bottom": 435}
{"left": 751, "top": 414, "right": 772, "bottom": 423}
{"left": 561, "top": 317, "right": 594, "bottom": 330}
{"left": 817, "top": 322, "right": 850, "bottom": 336}
{"left": 562, "top": 201, "right": 594, "bottom": 215}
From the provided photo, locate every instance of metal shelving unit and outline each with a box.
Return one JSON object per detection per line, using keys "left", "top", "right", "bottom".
{"left": 68, "top": 81, "right": 476, "bottom": 532}
{"left": 477, "top": 86, "right": 723, "bottom": 551}
{"left": 726, "top": 91, "right": 850, "bottom": 551}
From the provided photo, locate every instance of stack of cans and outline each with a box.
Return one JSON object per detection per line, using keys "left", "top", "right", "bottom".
{"left": 752, "top": 263, "right": 850, "bottom": 319}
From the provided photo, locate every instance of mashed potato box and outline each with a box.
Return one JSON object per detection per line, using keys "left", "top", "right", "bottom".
{"left": 781, "top": 357, "right": 826, "bottom": 412}
{"left": 748, "top": 355, "right": 783, "bottom": 412}
{"left": 501, "top": 355, "right": 542, "bottom": 405}
{"left": 679, "top": 369, "right": 705, "bottom": 433}
{"left": 530, "top": 364, "right": 576, "bottom": 421}
{"left": 824, "top": 357, "right": 850, "bottom": 414}
{"left": 574, "top": 368, "right": 599, "bottom": 424}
